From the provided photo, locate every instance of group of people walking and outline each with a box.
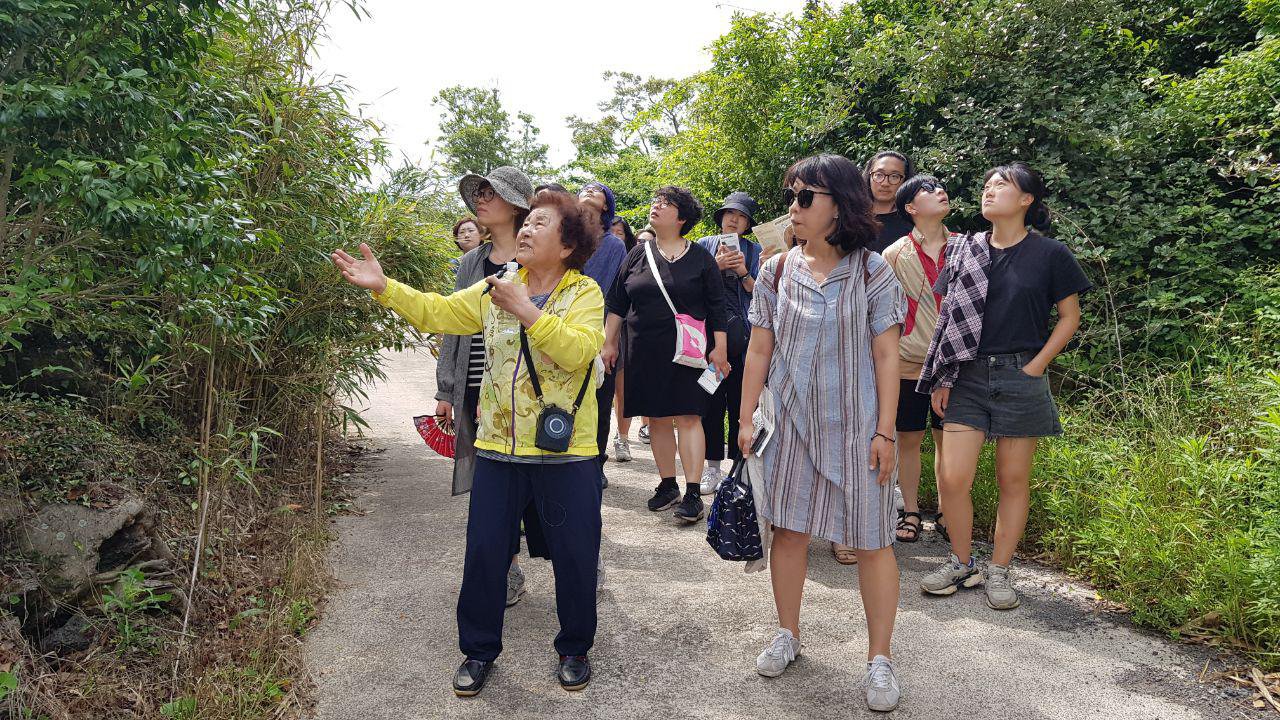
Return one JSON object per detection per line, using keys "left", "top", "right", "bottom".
{"left": 330, "top": 147, "right": 1090, "bottom": 711}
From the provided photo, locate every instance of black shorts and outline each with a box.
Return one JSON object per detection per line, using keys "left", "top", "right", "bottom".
{"left": 896, "top": 378, "right": 942, "bottom": 433}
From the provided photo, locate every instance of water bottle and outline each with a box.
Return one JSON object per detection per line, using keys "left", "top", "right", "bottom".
{"left": 497, "top": 261, "right": 521, "bottom": 331}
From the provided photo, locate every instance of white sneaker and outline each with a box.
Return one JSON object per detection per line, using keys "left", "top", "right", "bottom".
{"left": 864, "top": 655, "right": 901, "bottom": 712}
{"left": 699, "top": 465, "right": 724, "bottom": 495}
{"left": 612, "top": 434, "right": 632, "bottom": 462}
{"left": 755, "top": 628, "right": 801, "bottom": 677}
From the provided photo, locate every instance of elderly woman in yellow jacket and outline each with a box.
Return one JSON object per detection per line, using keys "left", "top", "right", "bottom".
{"left": 332, "top": 190, "right": 604, "bottom": 696}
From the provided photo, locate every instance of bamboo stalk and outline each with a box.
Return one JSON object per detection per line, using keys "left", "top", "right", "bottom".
{"left": 313, "top": 400, "right": 325, "bottom": 520}
{"left": 173, "top": 329, "right": 217, "bottom": 683}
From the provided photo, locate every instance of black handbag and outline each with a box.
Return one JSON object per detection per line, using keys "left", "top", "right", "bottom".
{"left": 705, "top": 457, "right": 764, "bottom": 561}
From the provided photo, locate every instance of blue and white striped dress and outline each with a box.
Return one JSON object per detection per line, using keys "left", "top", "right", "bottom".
{"left": 748, "top": 247, "right": 906, "bottom": 549}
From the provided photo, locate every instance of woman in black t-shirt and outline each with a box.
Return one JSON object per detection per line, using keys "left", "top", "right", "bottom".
{"left": 918, "top": 162, "right": 1091, "bottom": 610}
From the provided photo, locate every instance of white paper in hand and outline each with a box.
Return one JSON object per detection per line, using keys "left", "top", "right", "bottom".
{"left": 698, "top": 365, "right": 724, "bottom": 394}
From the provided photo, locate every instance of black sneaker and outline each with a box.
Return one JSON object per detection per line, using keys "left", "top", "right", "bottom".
{"left": 647, "top": 485, "right": 681, "bottom": 512}
{"left": 557, "top": 655, "right": 591, "bottom": 691}
{"left": 673, "top": 493, "right": 705, "bottom": 523}
{"left": 452, "top": 658, "right": 492, "bottom": 697}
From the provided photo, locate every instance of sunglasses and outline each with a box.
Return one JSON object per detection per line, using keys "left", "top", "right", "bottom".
{"left": 917, "top": 181, "right": 947, "bottom": 195}
{"left": 783, "top": 187, "right": 834, "bottom": 208}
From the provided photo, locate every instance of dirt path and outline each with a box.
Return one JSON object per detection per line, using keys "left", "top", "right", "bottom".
{"left": 304, "top": 347, "right": 1250, "bottom": 719}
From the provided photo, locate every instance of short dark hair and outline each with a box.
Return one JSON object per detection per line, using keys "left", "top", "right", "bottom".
{"left": 864, "top": 150, "right": 916, "bottom": 180}
{"left": 611, "top": 217, "right": 636, "bottom": 250}
{"left": 534, "top": 182, "right": 569, "bottom": 194}
{"left": 654, "top": 185, "right": 703, "bottom": 236}
{"left": 529, "top": 190, "right": 599, "bottom": 270}
{"left": 982, "top": 162, "right": 1051, "bottom": 231}
{"left": 452, "top": 216, "right": 483, "bottom": 237}
{"left": 784, "top": 154, "right": 880, "bottom": 254}
{"left": 894, "top": 174, "right": 942, "bottom": 224}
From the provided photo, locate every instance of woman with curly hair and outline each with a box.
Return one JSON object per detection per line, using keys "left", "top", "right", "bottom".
{"left": 333, "top": 189, "right": 605, "bottom": 695}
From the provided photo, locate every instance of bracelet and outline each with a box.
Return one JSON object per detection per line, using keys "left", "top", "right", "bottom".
{"left": 874, "top": 432, "right": 896, "bottom": 444}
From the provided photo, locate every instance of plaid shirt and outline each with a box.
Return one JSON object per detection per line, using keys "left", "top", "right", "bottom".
{"left": 917, "top": 232, "right": 991, "bottom": 393}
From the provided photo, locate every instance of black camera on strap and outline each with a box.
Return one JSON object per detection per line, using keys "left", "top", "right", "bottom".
{"left": 519, "top": 328, "right": 593, "bottom": 453}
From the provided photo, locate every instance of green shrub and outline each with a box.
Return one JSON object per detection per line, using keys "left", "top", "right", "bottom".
{"left": 0, "top": 397, "right": 177, "bottom": 504}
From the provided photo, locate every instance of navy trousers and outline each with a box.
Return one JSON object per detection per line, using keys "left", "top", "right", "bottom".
{"left": 457, "top": 457, "right": 601, "bottom": 662}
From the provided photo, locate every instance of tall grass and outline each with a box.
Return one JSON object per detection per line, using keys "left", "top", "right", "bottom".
{"left": 914, "top": 267, "right": 1280, "bottom": 666}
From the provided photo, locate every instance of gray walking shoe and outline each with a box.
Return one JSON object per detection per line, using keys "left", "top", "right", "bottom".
{"left": 612, "top": 434, "right": 632, "bottom": 462}
{"left": 985, "top": 563, "right": 1021, "bottom": 609}
{"left": 864, "top": 655, "right": 901, "bottom": 712}
{"left": 596, "top": 554, "right": 605, "bottom": 598}
{"left": 755, "top": 628, "right": 801, "bottom": 677}
{"left": 699, "top": 466, "right": 724, "bottom": 495}
{"left": 920, "top": 553, "right": 982, "bottom": 596}
{"left": 505, "top": 562, "right": 526, "bottom": 607}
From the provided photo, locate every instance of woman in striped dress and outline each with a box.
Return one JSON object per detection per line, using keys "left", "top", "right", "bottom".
{"left": 737, "top": 154, "right": 906, "bottom": 712}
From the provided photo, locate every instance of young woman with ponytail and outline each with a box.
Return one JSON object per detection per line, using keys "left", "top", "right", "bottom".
{"left": 916, "top": 162, "right": 1091, "bottom": 610}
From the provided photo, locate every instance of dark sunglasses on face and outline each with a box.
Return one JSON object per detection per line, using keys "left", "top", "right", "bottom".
{"left": 917, "top": 181, "right": 947, "bottom": 195}
{"left": 782, "top": 187, "right": 834, "bottom": 208}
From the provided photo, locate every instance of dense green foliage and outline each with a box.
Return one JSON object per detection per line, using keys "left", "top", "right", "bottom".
{"left": 3, "top": 0, "right": 1278, "bottom": 711}
{"left": 559, "top": 0, "right": 1280, "bottom": 661}
{"left": 634, "top": 0, "right": 1276, "bottom": 368}
{"left": 2, "top": 0, "right": 451, "bottom": 715}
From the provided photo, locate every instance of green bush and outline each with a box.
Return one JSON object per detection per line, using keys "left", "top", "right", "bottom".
{"left": 0, "top": 397, "right": 176, "bottom": 504}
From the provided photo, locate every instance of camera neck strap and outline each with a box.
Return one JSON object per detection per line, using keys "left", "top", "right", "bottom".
{"left": 519, "top": 327, "right": 593, "bottom": 412}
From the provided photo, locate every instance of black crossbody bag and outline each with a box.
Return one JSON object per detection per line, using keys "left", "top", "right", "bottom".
{"left": 519, "top": 327, "right": 593, "bottom": 453}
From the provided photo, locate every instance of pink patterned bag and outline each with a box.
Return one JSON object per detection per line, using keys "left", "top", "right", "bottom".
{"left": 644, "top": 240, "right": 709, "bottom": 369}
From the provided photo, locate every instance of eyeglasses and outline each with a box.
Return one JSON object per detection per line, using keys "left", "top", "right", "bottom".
{"left": 870, "top": 171, "right": 905, "bottom": 185}
{"left": 650, "top": 197, "right": 673, "bottom": 209}
{"left": 471, "top": 185, "right": 497, "bottom": 203}
{"left": 782, "top": 187, "right": 834, "bottom": 209}
{"left": 917, "top": 181, "right": 946, "bottom": 195}
{"left": 579, "top": 186, "right": 600, "bottom": 197}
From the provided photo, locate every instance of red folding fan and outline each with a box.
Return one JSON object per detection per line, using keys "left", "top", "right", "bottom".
{"left": 413, "top": 414, "right": 456, "bottom": 458}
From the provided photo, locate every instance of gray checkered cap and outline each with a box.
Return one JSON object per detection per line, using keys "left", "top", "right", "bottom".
{"left": 458, "top": 166, "right": 533, "bottom": 213}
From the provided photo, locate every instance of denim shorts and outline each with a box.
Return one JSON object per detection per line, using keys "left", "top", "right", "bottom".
{"left": 942, "top": 352, "right": 1062, "bottom": 438}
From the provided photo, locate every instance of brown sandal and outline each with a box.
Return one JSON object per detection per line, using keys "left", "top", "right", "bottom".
{"left": 831, "top": 542, "right": 859, "bottom": 565}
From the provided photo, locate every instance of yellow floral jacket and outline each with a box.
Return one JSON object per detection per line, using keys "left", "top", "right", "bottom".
{"left": 372, "top": 269, "right": 605, "bottom": 457}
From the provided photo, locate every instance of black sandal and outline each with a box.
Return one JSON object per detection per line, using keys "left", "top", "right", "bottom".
{"left": 933, "top": 512, "right": 950, "bottom": 542}
{"left": 895, "top": 510, "right": 922, "bottom": 543}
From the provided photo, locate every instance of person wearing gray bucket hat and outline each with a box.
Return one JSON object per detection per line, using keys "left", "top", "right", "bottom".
{"left": 437, "top": 165, "right": 543, "bottom": 620}
{"left": 458, "top": 166, "right": 534, "bottom": 214}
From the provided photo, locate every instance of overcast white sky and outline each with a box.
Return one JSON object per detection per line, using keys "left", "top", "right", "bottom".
{"left": 313, "top": 0, "right": 806, "bottom": 177}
